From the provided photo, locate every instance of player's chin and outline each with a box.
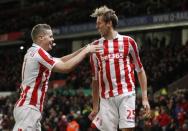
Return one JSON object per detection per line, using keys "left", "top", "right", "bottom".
{"left": 49, "top": 45, "right": 53, "bottom": 50}
{"left": 100, "top": 32, "right": 104, "bottom": 37}
{"left": 47, "top": 45, "right": 53, "bottom": 51}
{"left": 98, "top": 30, "right": 102, "bottom": 35}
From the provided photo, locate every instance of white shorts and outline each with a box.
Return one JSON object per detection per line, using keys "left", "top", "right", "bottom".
{"left": 13, "top": 106, "right": 42, "bottom": 131}
{"left": 92, "top": 93, "right": 135, "bottom": 131}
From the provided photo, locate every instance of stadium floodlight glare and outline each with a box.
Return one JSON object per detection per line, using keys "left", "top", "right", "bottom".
{"left": 20, "top": 46, "right": 24, "bottom": 50}
{"left": 53, "top": 43, "right": 56, "bottom": 46}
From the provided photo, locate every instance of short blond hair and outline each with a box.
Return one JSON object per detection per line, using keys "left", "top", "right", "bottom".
{"left": 91, "top": 6, "right": 118, "bottom": 28}
{"left": 31, "top": 24, "right": 51, "bottom": 41}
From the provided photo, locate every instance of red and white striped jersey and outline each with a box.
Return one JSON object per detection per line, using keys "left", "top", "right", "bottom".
{"left": 90, "top": 34, "right": 143, "bottom": 98}
{"left": 15, "top": 43, "right": 59, "bottom": 112}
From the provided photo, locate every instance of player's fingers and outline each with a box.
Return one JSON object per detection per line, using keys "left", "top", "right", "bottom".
{"left": 89, "top": 115, "right": 95, "bottom": 121}
{"left": 88, "top": 113, "right": 92, "bottom": 120}
{"left": 88, "top": 45, "right": 103, "bottom": 53}
{"left": 88, "top": 115, "right": 92, "bottom": 120}
{"left": 95, "top": 47, "right": 103, "bottom": 51}
{"left": 91, "top": 45, "right": 103, "bottom": 48}
{"left": 94, "top": 45, "right": 103, "bottom": 50}
{"left": 144, "top": 105, "right": 151, "bottom": 117}
{"left": 95, "top": 47, "right": 103, "bottom": 52}
{"left": 88, "top": 112, "right": 96, "bottom": 120}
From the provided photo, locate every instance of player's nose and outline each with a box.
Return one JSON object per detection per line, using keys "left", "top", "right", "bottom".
{"left": 96, "top": 24, "right": 99, "bottom": 29}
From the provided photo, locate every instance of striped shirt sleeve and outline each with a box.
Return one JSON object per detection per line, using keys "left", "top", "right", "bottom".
{"left": 37, "top": 48, "right": 57, "bottom": 70}
{"left": 129, "top": 37, "right": 143, "bottom": 72}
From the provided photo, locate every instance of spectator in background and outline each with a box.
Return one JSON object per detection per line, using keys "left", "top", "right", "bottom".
{"left": 66, "top": 115, "right": 80, "bottom": 131}
{"left": 58, "top": 114, "right": 68, "bottom": 131}
{"left": 155, "top": 106, "right": 171, "bottom": 131}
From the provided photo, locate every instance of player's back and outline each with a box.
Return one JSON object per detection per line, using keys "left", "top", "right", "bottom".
{"left": 21, "top": 46, "right": 41, "bottom": 86}
{"left": 15, "top": 44, "right": 53, "bottom": 111}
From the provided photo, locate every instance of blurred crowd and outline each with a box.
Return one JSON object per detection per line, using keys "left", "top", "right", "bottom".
{"left": 0, "top": 87, "right": 187, "bottom": 131}
{"left": 0, "top": 89, "right": 95, "bottom": 131}
{"left": 0, "top": 46, "right": 23, "bottom": 91}
{"left": 141, "top": 38, "right": 188, "bottom": 92}
{"left": 0, "top": 39, "right": 187, "bottom": 130}
{"left": 136, "top": 88, "right": 188, "bottom": 131}
{"left": 0, "top": 0, "right": 188, "bottom": 131}
{"left": 0, "top": 39, "right": 187, "bottom": 92}
{"left": 0, "top": 0, "right": 188, "bottom": 34}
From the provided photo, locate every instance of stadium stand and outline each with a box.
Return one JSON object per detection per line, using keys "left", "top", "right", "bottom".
{"left": 0, "top": 0, "right": 187, "bottom": 34}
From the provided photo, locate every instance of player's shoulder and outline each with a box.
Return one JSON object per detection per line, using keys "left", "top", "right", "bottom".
{"left": 26, "top": 46, "right": 38, "bottom": 57}
{"left": 37, "top": 48, "right": 53, "bottom": 60}
{"left": 28, "top": 46, "right": 51, "bottom": 59}
{"left": 120, "top": 34, "right": 135, "bottom": 41}
{"left": 122, "top": 35, "right": 137, "bottom": 45}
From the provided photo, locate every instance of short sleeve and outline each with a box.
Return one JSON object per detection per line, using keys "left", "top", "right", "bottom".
{"left": 36, "top": 48, "right": 57, "bottom": 70}
{"left": 129, "top": 37, "right": 143, "bottom": 72}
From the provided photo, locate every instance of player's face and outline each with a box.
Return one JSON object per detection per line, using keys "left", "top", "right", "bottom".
{"left": 40, "top": 29, "right": 54, "bottom": 51}
{"left": 96, "top": 16, "right": 110, "bottom": 37}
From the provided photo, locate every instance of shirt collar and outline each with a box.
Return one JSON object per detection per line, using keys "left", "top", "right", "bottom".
{"left": 32, "top": 43, "right": 41, "bottom": 48}
{"left": 114, "top": 33, "right": 121, "bottom": 39}
{"left": 102, "top": 32, "right": 120, "bottom": 40}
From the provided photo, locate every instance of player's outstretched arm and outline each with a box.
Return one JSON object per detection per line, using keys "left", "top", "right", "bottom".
{"left": 52, "top": 44, "right": 102, "bottom": 73}
{"left": 60, "top": 46, "right": 85, "bottom": 62}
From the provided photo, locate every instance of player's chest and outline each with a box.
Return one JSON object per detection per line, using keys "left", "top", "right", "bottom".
{"left": 96, "top": 40, "right": 129, "bottom": 61}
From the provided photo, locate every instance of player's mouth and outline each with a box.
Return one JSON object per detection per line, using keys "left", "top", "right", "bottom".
{"left": 49, "top": 42, "right": 53, "bottom": 47}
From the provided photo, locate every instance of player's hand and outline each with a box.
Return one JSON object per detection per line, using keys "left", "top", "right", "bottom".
{"left": 142, "top": 99, "right": 151, "bottom": 118}
{"left": 86, "top": 44, "right": 103, "bottom": 53}
{"left": 88, "top": 110, "right": 98, "bottom": 121}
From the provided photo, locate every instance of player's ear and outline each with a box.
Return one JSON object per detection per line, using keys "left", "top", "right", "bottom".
{"left": 39, "top": 35, "right": 44, "bottom": 40}
{"left": 107, "top": 21, "right": 112, "bottom": 28}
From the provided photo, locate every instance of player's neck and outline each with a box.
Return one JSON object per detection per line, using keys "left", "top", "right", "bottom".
{"left": 104, "top": 30, "right": 117, "bottom": 40}
{"left": 33, "top": 41, "right": 46, "bottom": 51}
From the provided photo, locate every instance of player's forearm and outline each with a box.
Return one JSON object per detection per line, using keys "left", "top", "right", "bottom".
{"left": 60, "top": 47, "right": 84, "bottom": 62}
{"left": 92, "top": 80, "right": 99, "bottom": 111}
{"left": 53, "top": 44, "right": 101, "bottom": 73}
{"left": 137, "top": 68, "right": 148, "bottom": 100}
{"left": 53, "top": 48, "right": 89, "bottom": 73}
{"left": 62, "top": 49, "right": 89, "bottom": 72}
